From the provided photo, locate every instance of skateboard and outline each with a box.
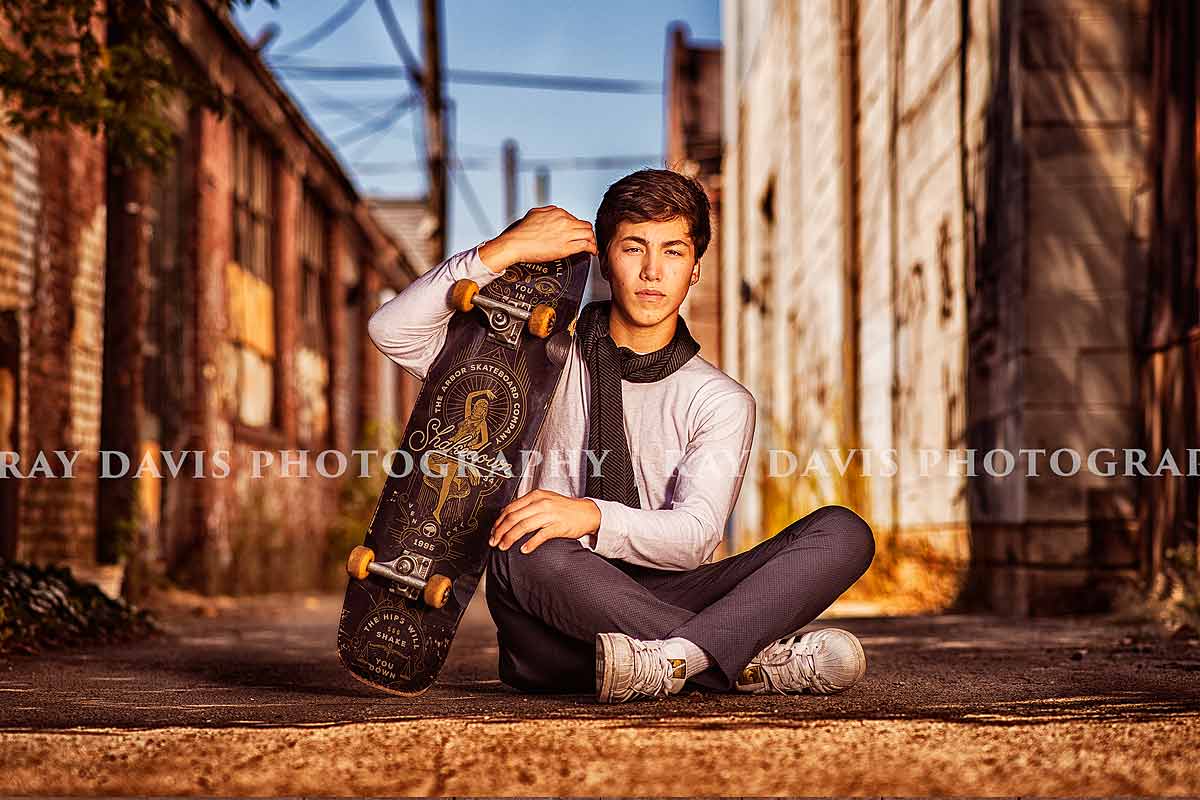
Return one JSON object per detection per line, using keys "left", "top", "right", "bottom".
{"left": 337, "top": 252, "right": 592, "bottom": 695}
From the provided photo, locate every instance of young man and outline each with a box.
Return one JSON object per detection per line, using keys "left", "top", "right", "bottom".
{"left": 367, "top": 169, "right": 876, "bottom": 702}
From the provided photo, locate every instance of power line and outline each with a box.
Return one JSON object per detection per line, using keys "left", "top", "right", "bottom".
{"left": 524, "top": 155, "right": 663, "bottom": 170}
{"left": 449, "top": 67, "right": 661, "bottom": 94}
{"left": 445, "top": 99, "right": 491, "bottom": 245}
{"left": 334, "top": 94, "right": 419, "bottom": 147}
{"left": 294, "top": 83, "right": 399, "bottom": 126}
{"left": 353, "top": 154, "right": 662, "bottom": 174}
{"left": 450, "top": 157, "right": 494, "bottom": 237}
{"left": 347, "top": 116, "right": 416, "bottom": 161}
{"left": 372, "top": 0, "right": 425, "bottom": 91}
{"left": 273, "top": 0, "right": 369, "bottom": 56}
{"left": 271, "top": 62, "right": 662, "bottom": 94}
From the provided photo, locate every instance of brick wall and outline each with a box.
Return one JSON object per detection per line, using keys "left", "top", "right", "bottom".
{"left": 0, "top": 128, "right": 39, "bottom": 558}
{"left": 1, "top": 1, "right": 420, "bottom": 595}
{"left": 15, "top": 126, "right": 106, "bottom": 566}
{"left": 666, "top": 25, "right": 724, "bottom": 370}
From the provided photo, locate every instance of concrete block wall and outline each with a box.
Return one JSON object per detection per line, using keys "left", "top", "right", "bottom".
{"left": 994, "top": 0, "right": 1146, "bottom": 610}
{"left": 723, "top": 0, "right": 977, "bottom": 595}
{"left": 888, "top": 0, "right": 974, "bottom": 569}
{"left": 855, "top": 0, "right": 898, "bottom": 538}
{"left": 724, "top": 0, "right": 1144, "bottom": 613}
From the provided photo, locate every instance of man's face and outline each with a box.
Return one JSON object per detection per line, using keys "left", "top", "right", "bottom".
{"left": 601, "top": 217, "right": 700, "bottom": 330}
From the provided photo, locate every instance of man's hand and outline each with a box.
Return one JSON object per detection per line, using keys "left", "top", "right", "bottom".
{"left": 489, "top": 488, "right": 601, "bottom": 554}
{"left": 478, "top": 206, "right": 599, "bottom": 273}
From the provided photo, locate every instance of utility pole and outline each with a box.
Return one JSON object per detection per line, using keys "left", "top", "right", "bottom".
{"left": 420, "top": 0, "right": 447, "bottom": 260}
{"left": 502, "top": 138, "right": 519, "bottom": 223}
{"left": 535, "top": 166, "right": 550, "bottom": 206}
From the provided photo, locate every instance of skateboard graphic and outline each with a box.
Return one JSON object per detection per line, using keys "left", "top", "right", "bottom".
{"left": 337, "top": 253, "right": 591, "bottom": 695}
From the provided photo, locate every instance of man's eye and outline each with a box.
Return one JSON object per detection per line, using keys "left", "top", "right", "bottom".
{"left": 624, "top": 247, "right": 642, "bottom": 254}
{"left": 666, "top": 249, "right": 683, "bottom": 257}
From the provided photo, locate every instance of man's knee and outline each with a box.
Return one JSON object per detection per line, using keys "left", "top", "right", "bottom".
{"left": 487, "top": 534, "right": 582, "bottom": 595}
{"left": 792, "top": 505, "right": 875, "bottom": 574}
{"left": 824, "top": 505, "right": 876, "bottom": 574}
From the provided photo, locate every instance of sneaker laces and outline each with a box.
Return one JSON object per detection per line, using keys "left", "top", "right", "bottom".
{"left": 627, "top": 639, "right": 675, "bottom": 698}
{"left": 757, "top": 635, "right": 836, "bottom": 694}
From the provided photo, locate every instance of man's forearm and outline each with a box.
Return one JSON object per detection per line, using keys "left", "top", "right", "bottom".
{"left": 366, "top": 246, "right": 503, "bottom": 381}
{"left": 586, "top": 501, "right": 722, "bottom": 571}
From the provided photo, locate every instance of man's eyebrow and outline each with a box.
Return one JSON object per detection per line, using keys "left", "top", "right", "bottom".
{"left": 620, "top": 235, "right": 692, "bottom": 249}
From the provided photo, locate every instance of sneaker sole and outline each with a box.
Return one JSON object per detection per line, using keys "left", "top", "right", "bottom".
{"left": 846, "top": 629, "right": 867, "bottom": 685}
{"left": 816, "top": 628, "right": 867, "bottom": 694}
{"left": 596, "top": 633, "right": 618, "bottom": 703}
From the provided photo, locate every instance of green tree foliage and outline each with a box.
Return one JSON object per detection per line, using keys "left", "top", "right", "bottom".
{"left": 0, "top": 0, "right": 272, "bottom": 169}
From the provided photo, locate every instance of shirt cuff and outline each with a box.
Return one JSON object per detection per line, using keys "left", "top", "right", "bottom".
{"left": 469, "top": 245, "right": 507, "bottom": 285}
{"left": 588, "top": 498, "right": 631, "bottom": 560}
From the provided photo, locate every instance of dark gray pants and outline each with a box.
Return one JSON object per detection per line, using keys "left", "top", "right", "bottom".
{"left": 485, "top": 504, "right": 875, "bottom": 693}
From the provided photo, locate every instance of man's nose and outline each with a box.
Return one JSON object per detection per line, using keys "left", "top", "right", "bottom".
{"left": 640, "top": 251, "right": 663, "bottom": 280}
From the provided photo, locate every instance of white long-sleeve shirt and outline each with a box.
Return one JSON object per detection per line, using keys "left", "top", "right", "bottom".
{"left": 367, "top": 246, "right": 756, "bottom": 571}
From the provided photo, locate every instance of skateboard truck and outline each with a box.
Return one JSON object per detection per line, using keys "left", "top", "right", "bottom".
{"left": 346, "top": 546, "right": 453, "bottom": 609}
{"left": 451, "top": 279, "right": 555, "bottom": 349}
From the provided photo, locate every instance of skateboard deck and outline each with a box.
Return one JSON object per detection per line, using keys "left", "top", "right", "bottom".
{"left": 337, "top": 252, "right": 591, "bottom": 695}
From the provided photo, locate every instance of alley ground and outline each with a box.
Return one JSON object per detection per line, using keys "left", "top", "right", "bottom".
{"left": 1, "top": 586, "right": 1198, "bottom": 796}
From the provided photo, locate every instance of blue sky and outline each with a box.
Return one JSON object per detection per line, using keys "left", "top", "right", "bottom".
{"left": 234, "top": 0, "right": 721, "bottom": 255}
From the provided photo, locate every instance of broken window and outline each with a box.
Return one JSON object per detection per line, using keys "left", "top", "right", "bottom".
{"left": 233, "top": 120, "right": 274, "bottom": 284}
{"left": 229, "top": 118, "right": 277, "bottom": 430}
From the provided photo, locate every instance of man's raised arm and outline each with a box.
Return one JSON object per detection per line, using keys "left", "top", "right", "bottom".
{"left": 366, "top": 206, "right": 598, "bottom": 382}
{"left": 367, "top": 247, "right": 503, "bottom": 382}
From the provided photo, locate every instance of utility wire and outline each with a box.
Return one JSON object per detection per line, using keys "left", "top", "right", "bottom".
{"left": 450, "top": 157, "right": 494, "bottom": 237}
{"left": 293, "top": 82, "right": 399, "bottom": 126}
{"left": 347, "top": 117, "right": 416, "bottom": 161}
{"left": 271, "top": 62, "right": 662, "bottom": 94}
{"left": 273, "top": 0, "right": 369, "bottom": 56}
{"left": 443, "top": 99, "right": 491, "bottom": 242}
{"left": 353, "top": 154, "right": 662, "bottom": 174}
{"left": 334, "top": 94, "right": 419, "bottom": 147}
{"left": 372, "top": 0, "right": 425, "bottom": 91}
{"left": 448, "top": 67, "right": 661, "bottom": 94}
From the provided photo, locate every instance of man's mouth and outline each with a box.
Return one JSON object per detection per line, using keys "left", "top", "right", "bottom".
{"left": 636, "top": 290, "right": 665, "bottom": 299}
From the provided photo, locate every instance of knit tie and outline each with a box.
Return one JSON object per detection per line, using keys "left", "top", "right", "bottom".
{"left": 575, "top": 300, "right": 700, "bottom": 508}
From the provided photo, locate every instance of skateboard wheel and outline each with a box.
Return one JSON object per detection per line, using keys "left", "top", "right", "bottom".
{"left": 347, "top": 546, "right": 375, "bottom": 580}
{"left": 424, "top": 574, "right": 453, "bottom": 608}
{"left": 451, "top": 279, "right": 478, "bottom": 312}
{"left": 527, "top": 304, "right": 556, "bottom": 338}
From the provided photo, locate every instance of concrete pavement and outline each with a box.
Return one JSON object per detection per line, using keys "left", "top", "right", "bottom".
{"left": 1, "top": 586, "right": 1198, "bottom": 794}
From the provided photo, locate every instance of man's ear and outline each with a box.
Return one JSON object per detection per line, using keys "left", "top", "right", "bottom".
{"left": 689, "top": 261, "right": 701, "bottom": 286}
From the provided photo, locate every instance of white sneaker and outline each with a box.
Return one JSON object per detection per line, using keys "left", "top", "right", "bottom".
{"left": 596, "top": 632, "right": 688, "bottom": 703}
{"left": 735, "top": 628, "right": 866, "bottom": 695}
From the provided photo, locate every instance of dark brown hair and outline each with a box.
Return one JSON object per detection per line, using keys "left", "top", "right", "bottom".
{"left": 595, "top": 169, "right": 712, "bottom": 262}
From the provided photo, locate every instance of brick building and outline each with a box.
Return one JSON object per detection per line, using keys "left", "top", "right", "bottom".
{"left": 0, "top": 2, "right": 426, "bottom": 594}
{"left": 665, "top": 22, "right": 724, "bottom": 368}
{"left": 721, "top": 0, "right": 1184, "bottom": 615}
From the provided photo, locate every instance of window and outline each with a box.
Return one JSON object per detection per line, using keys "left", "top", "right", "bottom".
{"left": 296, "top": 187, "right": 331, "bottom": 445}
{"left": 233, "top": 120, "right": 274, "bottom": 283}
{"left": 299, "top": 188, "right": 329, "bottom": 351}
{"left": 146, "top": 136, "right": 188, "bottom": 441}
{"left": 229, "top": 118, "right": 277, "bottom": 430}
